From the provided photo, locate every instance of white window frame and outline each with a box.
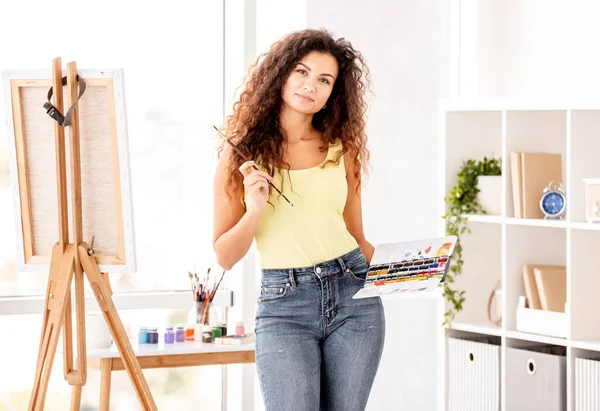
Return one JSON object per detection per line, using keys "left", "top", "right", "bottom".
{"left": 0, "top": 290, "right": 233, "bottom": 316}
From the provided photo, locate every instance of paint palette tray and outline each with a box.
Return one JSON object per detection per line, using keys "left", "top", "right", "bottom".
{"left": 352, "top": 235, "right": 457, "bottom": 299}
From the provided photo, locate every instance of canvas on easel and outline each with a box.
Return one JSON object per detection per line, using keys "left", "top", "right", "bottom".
{"left": 3, "top": 58, "right": 156, "bottom": 411}
{"left": 3, "top": 68, "right": 136, "bottom": 273}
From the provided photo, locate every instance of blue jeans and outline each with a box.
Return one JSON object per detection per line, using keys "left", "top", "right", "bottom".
{"left": 255, "top": 247, "right": 386, "bottom": 411}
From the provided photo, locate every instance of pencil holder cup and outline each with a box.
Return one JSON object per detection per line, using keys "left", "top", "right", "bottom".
{"left": 189, "top": 301, "right": 218, "bottom": 325}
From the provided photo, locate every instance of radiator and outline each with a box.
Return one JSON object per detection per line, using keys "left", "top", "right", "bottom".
{"left": 447, "top": 336, "right": 500, "bottom": 411}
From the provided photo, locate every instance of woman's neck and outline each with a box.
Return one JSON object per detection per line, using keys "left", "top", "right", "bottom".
{"left": 279, "top": 104, "right": 318, "bottom": 143}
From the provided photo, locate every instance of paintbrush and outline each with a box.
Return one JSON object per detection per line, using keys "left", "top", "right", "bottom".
{"left": 210, "top": 270, "right": 227, "bottom": 302}
{"left": 188, "top": 271, "right": 195, "bottom": 298}
{"left": 213, "top": 125, "right": 294, "bottom": 207}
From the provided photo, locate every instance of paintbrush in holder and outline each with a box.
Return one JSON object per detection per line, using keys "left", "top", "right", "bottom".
{"left": 189, "top": 267, "right": 227, "bottom": 325}
{"left": 189, "top": 299, "right": 214, "bottom": 325}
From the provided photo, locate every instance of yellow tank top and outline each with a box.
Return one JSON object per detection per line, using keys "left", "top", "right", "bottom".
{"left": 246, "top": 138, "right": 359, "bottom": 269}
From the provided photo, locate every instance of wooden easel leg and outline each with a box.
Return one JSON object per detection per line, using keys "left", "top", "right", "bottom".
{"left": 28, "top": 245, "right": 76, "bottom": 411}
{"left": 99, "top": 358, "right": 113, "bottom": 411}
{"left": 31, "top": 245, "right": 62, "bottom": 404}
{"left": 64, "top": 259, "right": 87, "bottom": 386}
{"left": 63, "top": 290, "right": 74, "bottom": 380}
{"left": 79, "top": 245, "right": 157, "bottom": 411}
{"left": 70, "top": 385, "right": 82, "bottom": 411}
{"left": 65, "top": 60, "right": 88, "bottom": 387}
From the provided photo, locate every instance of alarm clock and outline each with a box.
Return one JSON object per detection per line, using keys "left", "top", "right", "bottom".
{"left": 539, "top": 180, "right": 566, "bottom": 219}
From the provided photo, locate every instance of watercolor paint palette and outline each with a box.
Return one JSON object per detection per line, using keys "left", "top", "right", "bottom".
{"left": 352, "top": 235, "right": 458, "bottom": 299}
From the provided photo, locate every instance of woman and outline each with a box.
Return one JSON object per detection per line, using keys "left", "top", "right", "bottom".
{"left": 213, "top": 28, "right": 385, "bottom": 410}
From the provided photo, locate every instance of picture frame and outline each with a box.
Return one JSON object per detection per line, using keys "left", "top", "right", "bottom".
{"left": 584, "top": 178, "right": 600, "bottom": 223}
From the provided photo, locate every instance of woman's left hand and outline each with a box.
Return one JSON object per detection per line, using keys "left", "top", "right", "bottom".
{"left": 359, "top": 240, "right": 375, "bottom": 265}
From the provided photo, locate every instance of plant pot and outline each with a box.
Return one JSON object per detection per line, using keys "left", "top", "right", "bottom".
{"left": 477, "top": 175, "right": 502, "bottom": 215}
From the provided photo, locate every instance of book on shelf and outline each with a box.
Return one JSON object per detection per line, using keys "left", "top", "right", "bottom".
{"left": 533, "top": 266, "right": 567, "bottom": 313}
{"left": 510, "top": 152, "right": 523, "bottom": 217}
{"left": 510, "top": 151, "right": 563, "bottom": 218}
{"left": 521, "top": 264, "right": 566, "bottom": 313}
{"left": 517, "top": 263, "right": 567, "bottom": 338}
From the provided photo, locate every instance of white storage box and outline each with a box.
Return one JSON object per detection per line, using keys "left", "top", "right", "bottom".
{"left": 575, "top": 356, "right": 600, "bottom": 411}
{"left": 506, "top": 345, "right": 566, "bottom": 411}
{"left": 516, "top": 296, "right": 568, "bottom": 338}
{"left": 447, "top": 336, "right": 500, "bottom": 411}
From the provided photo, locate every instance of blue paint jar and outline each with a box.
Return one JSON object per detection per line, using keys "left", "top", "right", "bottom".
{"left": 147, "top": 327, "right": 159, "bottom": 344}
{"left": 138, "top": 327, "right": 148, "bottom": 344}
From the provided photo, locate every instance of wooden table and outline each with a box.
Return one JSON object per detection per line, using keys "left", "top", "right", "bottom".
{"left": 84, "top": 340, "right": 256, "bottom": 410}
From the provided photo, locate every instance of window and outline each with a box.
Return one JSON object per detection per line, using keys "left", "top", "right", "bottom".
{"left": 0, "top": 1, "right": 224, "bottom": 296}
{"left": 0, "top": 2, "right": 229, "bottom": 409}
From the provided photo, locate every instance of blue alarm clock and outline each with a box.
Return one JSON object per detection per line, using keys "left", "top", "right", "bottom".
{"left": 540, "top": 180, "right": 566, "bottom": 219}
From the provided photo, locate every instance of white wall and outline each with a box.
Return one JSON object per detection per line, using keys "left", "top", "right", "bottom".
{"left": 256, "top": 0, "right": 307, "bottom": 55}
{"left": 307, "top": 1, "right": 451, "bottom": 410}
{"left": 462, "top": 0, "right": 600, "bottom": 99}
{"left": 247, "top": 1, "right": 600, "bottom": 409}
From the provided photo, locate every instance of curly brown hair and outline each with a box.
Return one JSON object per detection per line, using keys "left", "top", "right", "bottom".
{"left": 217, "top": 28, "right": 372, "bottom": 205}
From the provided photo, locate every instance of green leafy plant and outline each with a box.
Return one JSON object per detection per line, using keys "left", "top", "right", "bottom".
{"left": 441, "top": 156, "right": 501, "bottom": 326}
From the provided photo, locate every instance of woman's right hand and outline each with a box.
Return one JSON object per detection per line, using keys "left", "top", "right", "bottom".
{"left": 239, "top": 161, "right": 271, "bottom": 215}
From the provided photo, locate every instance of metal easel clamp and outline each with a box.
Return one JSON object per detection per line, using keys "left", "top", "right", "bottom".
{"left": 87, "top": 235, "right": 95, "bottom": 256}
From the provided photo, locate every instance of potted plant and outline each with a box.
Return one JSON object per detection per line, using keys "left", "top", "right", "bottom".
{"left": 441, "top": 156, "right": 501, "bottom": 326}
{"left": 477, "top": 173, "right": 502, "bottom": 216}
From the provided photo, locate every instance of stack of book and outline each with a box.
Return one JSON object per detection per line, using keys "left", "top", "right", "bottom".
{"left": 522, "top": 264, "right": 566, "bottom": 313}
{"left": 510, "top": 151, "right": 563, "bottom": 218}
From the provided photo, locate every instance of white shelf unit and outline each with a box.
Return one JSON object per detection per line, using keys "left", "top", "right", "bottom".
{"left": 438, "top": 100, "right": 600, "bottom": 411}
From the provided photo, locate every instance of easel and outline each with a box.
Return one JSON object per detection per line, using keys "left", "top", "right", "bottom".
{"left": 27, "top": 57, "right": 157, "bottom": 411}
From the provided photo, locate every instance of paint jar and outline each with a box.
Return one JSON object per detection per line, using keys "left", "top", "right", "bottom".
{"left": 147, "top": 328, "right": 159, "bottom": 344}
{"left": 235, "top": 321, "right": 245, "bottom": 336}
{"left": 194, "top": 324, "right": 203, "bottom": 342}
{"left": 220, "top": 322, "right": 227, "bottom": 337}
{"left": 164, "top": 327, "right": 175, "bottom": 344}
{"left": 138, "top": 327, "right": 149, "bottom": 344}
{"left": 211, "top": 325, "right": 222, "bottom": 340}
{"left": 184, "top": 324, "right": 195, "bottom": 341}
{"left": 175, "top": 325, "right": 185, "bottom": 342}
{"left": 202, "top": 325, "right": 213, "bottom": 343}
